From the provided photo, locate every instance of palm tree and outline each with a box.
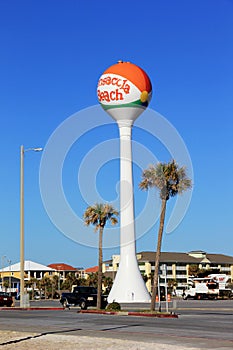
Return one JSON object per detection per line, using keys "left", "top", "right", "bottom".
{"left": 102, "top": 276, "right": 113, "bottom": 294}
{"left": 51, "top": 275, "right": 59, "bottom": 295}
{"left": 86, "top": 272, "right": 98, "bottom": 287}
{"left": 167, "top": 279, "right": 178, "bottom": 295}
{"left": 139, "top": 160, "right": 192, "bottom": 310}
{"left": 40, "top": 276, "right": 52, "bottom": 299}
{"left": 83, "top": 203, "right": 119, "bottom": 309}
{"left": 62, "top": 272, "right": 78, "bottom": 291}
{"left": 26, "top": 277, "right": 38, "bottom": 299}
{"left": 188, "top": 264, "right": 200, "bottom": 277}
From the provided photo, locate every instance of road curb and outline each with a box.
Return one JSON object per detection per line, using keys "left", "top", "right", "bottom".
{"left": 0, "top": 307, "right": 178, "bottom": 317}
{"left": 0, "top": 307, "right": 64, "bottom": 311}
{"left": 128, "top": 311, "right": 178, "bottom": 318}
{"left": 79, "top": 310, "right": 178, "bottom": 318}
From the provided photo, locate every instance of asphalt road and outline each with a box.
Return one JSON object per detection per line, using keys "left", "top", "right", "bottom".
{"left": 0, "top": 299, "right": 233, "bottom": 349}
{"left": 12, "top": 297, "right": 233, "bottom": 310}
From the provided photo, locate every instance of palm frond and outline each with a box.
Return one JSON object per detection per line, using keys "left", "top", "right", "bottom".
{"left": 83, "top": 202, "right": 119, "bottom": 230}
{"left": 139, "top": 159, "right": 192, "bottom": 200}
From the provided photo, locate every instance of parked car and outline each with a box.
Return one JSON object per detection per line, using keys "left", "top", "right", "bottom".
{"left": 0, "top": 292, "right": 13, "bottom": 307}
{"left": 60, "top": 286, "right": 108, "bottom": 309}
{"left": 33, "top": 291, "right": 45, "bottom": 300}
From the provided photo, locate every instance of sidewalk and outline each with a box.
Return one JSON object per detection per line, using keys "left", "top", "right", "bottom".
{"left": 0, "top": 331, "right": 201, "bottom": 349}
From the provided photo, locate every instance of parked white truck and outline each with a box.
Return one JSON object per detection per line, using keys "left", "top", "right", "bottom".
{"left": 183, "top": 274, "right": 232, "bottom": 300}
{"left": 209, "top": 274, "right": 233, "bottom": 299}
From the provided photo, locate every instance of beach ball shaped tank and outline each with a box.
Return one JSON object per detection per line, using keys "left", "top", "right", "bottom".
{"left": 97, "top": 61, "right": 152, "bottom": 122}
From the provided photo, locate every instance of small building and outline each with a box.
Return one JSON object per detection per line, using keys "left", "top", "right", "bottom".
{"left": 0, "top": 260, "right": 55, "bottom": 292}
{"left": 47, "top": 263, "right": 85, "bottom": 283}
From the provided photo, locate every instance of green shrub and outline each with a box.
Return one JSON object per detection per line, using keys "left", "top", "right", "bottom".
{"left": 106, "top": 302, "right": 121, "bottom": 311}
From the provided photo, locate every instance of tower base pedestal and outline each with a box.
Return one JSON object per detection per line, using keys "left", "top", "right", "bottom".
{"left": 107, "top": 258, "right": 151, "bottom": 303}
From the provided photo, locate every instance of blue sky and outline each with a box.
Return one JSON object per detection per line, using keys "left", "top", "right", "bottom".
{"left": 0, "top": 0, "right": 232, "bottom": 269}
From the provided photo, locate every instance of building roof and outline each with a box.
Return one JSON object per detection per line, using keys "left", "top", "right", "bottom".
{"left": 0, "top": 260, "right": 55, "bottom": 272}
{"left": 85, "top": 266, "right": 98, "bottom": 273}
{"left": 137, "top": 252, "right": 201, "bottom": 263}
{"left": 137, "top": 251, "right": 233, "bottom": 264}
{"left": 205, "top": 254, "right": 233, "bottom": 264}
{"left": 48, "top": 263, "right": 77, "bottom": 271}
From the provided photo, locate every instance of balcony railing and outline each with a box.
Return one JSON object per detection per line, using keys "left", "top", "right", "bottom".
{"left": 175, "top": 275, "right": 187, "bottom": 279}
{"left": 175, "top": 266, "right": 187, "bottom": 271}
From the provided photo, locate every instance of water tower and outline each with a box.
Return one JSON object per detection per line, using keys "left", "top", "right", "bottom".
{"left": 97, "top": 61, "right": 152, "bottom": 302}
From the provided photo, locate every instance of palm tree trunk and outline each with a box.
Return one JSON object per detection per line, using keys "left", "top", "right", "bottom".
{"left": 97, "top": 226, "right": 103, "bottom": 309}
{"left": 151, "top": 198, "right": 167, "bottom": 311}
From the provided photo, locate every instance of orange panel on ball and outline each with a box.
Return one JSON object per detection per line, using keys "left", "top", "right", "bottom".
{"left": 103, "top": 61, "right": 152, "bottom": 93}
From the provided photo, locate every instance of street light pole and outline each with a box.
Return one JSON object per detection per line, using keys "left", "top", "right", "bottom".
{"left": 57, "top": 265, "right": 61, "bottom": 295}
{"left": 8, "top": 259, "right": 11, "bottom": 293}
{"left": 20, "top": 145, "right": 25, "bottom": 306}
{"left": 20, "top": 145, "right": 42, "bottom": 308}
{"left": 1, "top": 256, "right": 6, "bottom": 291}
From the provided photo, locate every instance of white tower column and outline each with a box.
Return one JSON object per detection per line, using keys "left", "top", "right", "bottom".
{"left": 108, "top": 120, "right": 151, "bottom": 303}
